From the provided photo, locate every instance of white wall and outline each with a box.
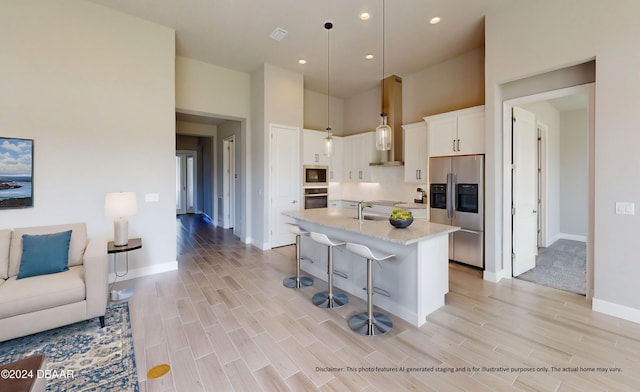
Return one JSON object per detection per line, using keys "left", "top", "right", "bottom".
{"left": 303, "top": 90, "right": 345, "bottom": 135}
{"left": 560, "top": 109, "right": 588, "bottom": 238}
{"left": 251, "top": 64, "right": 304, "bottom": 248}
{"left": 343, "top": 48, "right": 485, "bottom": 135}
{"left": 0, "top": 0, "right": 176, "bottom": 274}
{"left": 486, "top": 0, "right": 640, "bottom": 319}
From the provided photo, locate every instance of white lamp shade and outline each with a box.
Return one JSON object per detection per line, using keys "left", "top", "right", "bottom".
{"left": 105, "top": 192, "right": 137, "bottom": 218}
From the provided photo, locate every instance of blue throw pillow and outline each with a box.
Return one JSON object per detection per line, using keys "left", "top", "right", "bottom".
{"left": 17, "top": 230, "right": 73, "bottom": 279}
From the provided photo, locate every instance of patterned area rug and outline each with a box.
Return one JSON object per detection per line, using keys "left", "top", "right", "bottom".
{"left": 0, "top": 302, "right": 138, "bottom": 391}
{"left": 517, "top": 239, "right": 586, "bottom": 295}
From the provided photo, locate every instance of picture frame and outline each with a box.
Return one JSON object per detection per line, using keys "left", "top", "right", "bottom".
{"left": 0, "top": 137, "right": 34, "bottom": 209}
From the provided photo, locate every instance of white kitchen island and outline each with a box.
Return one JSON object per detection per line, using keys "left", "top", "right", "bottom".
{"left": 283, "top": 208, "right": 459, "bottom": 327}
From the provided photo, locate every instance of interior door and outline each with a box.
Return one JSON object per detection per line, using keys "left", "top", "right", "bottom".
{"left": 512, "top": 107, "right": 538, "bottom": 276}
{"left": 176, "top": 151, "right": 197, "bottom": 215}
{"left": 270, "top": 124, "right": 300, "bottom": 248}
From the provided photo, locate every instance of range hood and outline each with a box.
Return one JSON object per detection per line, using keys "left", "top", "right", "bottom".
{"left": 370, "top": 74, "right": 403, "bottom": 166}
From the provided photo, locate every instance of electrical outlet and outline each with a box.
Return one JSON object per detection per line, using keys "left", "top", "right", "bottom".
{"left": 615, "top": 202, "right": 635, "bottom": 215}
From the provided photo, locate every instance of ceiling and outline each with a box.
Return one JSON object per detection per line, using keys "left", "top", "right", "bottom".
{"left": 88, "top": 0, "right": 511, "bottom": 99}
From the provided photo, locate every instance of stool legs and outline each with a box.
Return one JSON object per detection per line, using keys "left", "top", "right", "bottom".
{"left": 283, "top": 234, "right": 314, "bottom": 288}
{"left": 312, "top": 245, "right": 348, "bottom": 308}
{"left": 348, "top": 258, "right": 393, "bottom": 335}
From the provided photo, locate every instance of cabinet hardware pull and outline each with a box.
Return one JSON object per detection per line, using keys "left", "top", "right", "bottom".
{"left": 333, "top": 270, "right": 348, "bottom": 279}
{"left": 315, "top": 153, "right": 319, "bottom": 162}
{"left": 457, "top": 139, "right": 461, "bottom": 151}
{"left": 453, "top": 139, "right": 456, "bottom": 151}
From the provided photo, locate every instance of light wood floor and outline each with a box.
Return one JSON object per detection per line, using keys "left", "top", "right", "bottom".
{"left": 113, "top": 215, "right": 640, "bottom": 391}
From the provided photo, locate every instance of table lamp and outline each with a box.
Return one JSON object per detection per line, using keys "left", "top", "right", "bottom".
{"left": 105, "top": 192, "right": 137, "bottom": 246}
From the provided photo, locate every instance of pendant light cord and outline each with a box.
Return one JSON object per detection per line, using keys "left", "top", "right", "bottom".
{"left": 381, "top": 0, "right": 386, "bottom": 117}
{"left": 325, "top": 22, "right": 333, "bottom": 133}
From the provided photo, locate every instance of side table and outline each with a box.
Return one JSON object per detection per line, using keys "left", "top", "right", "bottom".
{"left": 107, "top": 238, "right": 142, "bottom": 301}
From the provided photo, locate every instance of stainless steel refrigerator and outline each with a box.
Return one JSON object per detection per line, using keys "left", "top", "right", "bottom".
{"left": 429, "top": 155, "right": 484, "bottom": 269}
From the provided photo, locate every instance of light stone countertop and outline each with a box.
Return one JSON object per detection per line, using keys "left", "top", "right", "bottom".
{"left": 283, "top": 208, "right": 459, "bottom": 245}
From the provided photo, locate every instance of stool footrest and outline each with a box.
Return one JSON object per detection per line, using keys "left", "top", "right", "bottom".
{"left": 333, "top": 270, "right": 348, "bottom": 279}
{"left": 362, "top": 286, "right": 392, "bottom": 298}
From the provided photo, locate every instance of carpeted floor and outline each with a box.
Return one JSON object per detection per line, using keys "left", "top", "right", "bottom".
{"left": 0, "top": 302, "right": 138, "bottom": 392}
{"left": 517, "top": 239, "right": 586, "bottom": 295}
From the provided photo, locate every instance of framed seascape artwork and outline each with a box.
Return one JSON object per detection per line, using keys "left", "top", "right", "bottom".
{"left": 0, "top": 137, "right": 34, "bottom": 209}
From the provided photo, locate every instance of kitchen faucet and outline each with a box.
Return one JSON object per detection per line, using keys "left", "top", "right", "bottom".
{"left": 357, "top": 200, "right": 373, "bottom": 222}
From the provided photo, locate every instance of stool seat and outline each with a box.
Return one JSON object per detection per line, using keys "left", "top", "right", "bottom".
{"left": 345, "top": 242, "right": 394, "bottom": 336}
{"left": 346, "top": 243, "right": 394, "bottom": 261}
{"left": 309, "top": 231, "right": 348, "bottom": 308}
{"left": 309, "top": 232, "right": 345, "bottom": 247}
{"left": 283, "top": 223, "right": 314, "bottom": 289}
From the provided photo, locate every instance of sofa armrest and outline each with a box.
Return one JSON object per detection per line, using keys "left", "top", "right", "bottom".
{"left": 83, "top": 239, "right": 108, "bottom": 318}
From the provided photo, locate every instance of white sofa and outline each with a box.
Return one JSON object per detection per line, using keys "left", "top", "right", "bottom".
{"left": 0, "top": 223, "right": 108, "bottom": 342}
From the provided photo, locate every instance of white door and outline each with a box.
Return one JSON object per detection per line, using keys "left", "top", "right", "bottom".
{"left": 512, "top": 107, "right": 538, "bottom": 276}
{"left": 176, "top": 151, "right": 197, "bottom": 215}
{"left": 270, "top": 124, "right": 300, "bottom": 248}
{"left": 222, "top": 136, "right": 236, "bottom": 229}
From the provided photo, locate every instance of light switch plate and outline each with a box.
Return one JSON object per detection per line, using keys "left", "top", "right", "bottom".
{"left": 145, "top": 193, "right": 160, "bottom": 202}
{"left": 615, "top": 202, "right": 635, "bottom": 215}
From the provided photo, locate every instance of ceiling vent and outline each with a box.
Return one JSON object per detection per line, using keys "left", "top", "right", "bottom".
{"left": 269, "top": 27, "right": 288, "bottom": 41}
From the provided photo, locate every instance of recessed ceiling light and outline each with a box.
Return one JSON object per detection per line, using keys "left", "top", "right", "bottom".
{"left": 360, "top": 12, "right": 370, "bottom": 20}
{"left": 430, "top": 16, "right": 441, "bottom": 25}
{"left": 365, "top": 54, "right": 374, "bottom": 60}
{"left": 298, "top": 59, "right": 306, "bottom": 65}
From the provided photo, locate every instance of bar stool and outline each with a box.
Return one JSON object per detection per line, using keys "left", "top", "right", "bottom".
{"left": 283, "top": 224, "right": 314, "bottom": 288}
{"left": 309, "top": 232, "right": 349, "bottom": 308}
{"left": 345, "top": 243, "right": 394, "bottom": 336}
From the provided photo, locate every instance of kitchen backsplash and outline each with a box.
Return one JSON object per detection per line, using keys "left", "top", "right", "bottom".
{"left": 329, "top": 166, "right": 426, "bottom": 203}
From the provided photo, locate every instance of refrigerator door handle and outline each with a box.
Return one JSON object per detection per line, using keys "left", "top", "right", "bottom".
{"left": 446, "top": 172, "right": 453, "bottom": 219}
{"left": 451, "top": 172, "right": 457, "bottom": 220}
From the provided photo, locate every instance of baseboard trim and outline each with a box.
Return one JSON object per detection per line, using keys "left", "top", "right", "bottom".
{"left": 557, "top": 233, "right": 587, "bottom": 243}
{"left": 592, "top": 298, "right": 640, "bottom": 324}
{"left": 109, "top": 260, "right": 178, "bottom": 283}
{"left": 484, "top": 269, "right": 508, "bottom": 283}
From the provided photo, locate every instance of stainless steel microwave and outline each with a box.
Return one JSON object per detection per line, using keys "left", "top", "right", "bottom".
{"left": 303, "top": 165, "right": 328, "bottom": 187}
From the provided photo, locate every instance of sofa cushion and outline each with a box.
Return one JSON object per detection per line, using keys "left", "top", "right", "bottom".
{"left": 0, "top": 229, "right": 10, "bottom": 280}
{"left": 8, "top": 223, "right": 87, "bottom": 278}
{"left": 17, "top": 230, "right": 72, "bottom": 279}
{"left": 0, "top": 265, "right": 85, "bottom": 319}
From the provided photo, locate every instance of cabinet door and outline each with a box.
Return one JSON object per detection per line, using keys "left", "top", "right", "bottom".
{"left": 329, "top": 136, "right": 343, "bottom": 181}
{"left": 403, "top": 123, "right": 428, "bottom": 183}
{"left": 457, "top": 110, "right": 485, "bottom": 154}
{"left": 358, "top": 132, "right": 376, "bottom": 182}
{"left": 426, "top": 116, "right": 457, "bottom": 157}
{"left": 342, "top": 137, "right": 356, "bottom": 181}
{"left": 302, "top": 129, "right": 330, "bottom": 166}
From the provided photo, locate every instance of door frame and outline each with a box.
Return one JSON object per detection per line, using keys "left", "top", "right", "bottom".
{"left": 222, "top": 135, "right": 236, "bottom": 229}
{"left": 502, "top": 83, "right": 595, "bottom": 298}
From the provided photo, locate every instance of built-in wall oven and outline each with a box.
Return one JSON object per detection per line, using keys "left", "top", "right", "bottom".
{"left": 304, "top": 187, "right": 328, "bottom": 209}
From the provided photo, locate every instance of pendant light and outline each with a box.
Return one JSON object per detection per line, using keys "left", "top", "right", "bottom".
{"left": 323, "top": 22, "right": 334, "bottom": 157}
{"left": 375, "top": 0, "right": 392, "bottom": 151}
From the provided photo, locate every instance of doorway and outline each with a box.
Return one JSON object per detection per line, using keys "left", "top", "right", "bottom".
{"left": 505, "top": 83, "right": 595, "bottom": 297}
{"left": 176, "top": 150, "right": 197, "bottom": 215}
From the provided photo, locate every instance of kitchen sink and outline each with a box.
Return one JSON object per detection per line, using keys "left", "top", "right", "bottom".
{"left": 353, "top": 214, "right": 388, "bottom": 221}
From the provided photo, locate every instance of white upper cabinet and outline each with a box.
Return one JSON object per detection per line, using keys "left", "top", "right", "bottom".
{"left": 402, "top": 122, "right": 428, "bottom": 183}
{"left": 343, "top": 132, "right": 376, "bottom": 182}
{"left": 302, "top": 129, "right": 330, "bottom": 166}
{"left": 329, "top": 136, "right": 343, "bottom": 182}
{"left": 425, "top": 105, "right": 485, "bottom": 157}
